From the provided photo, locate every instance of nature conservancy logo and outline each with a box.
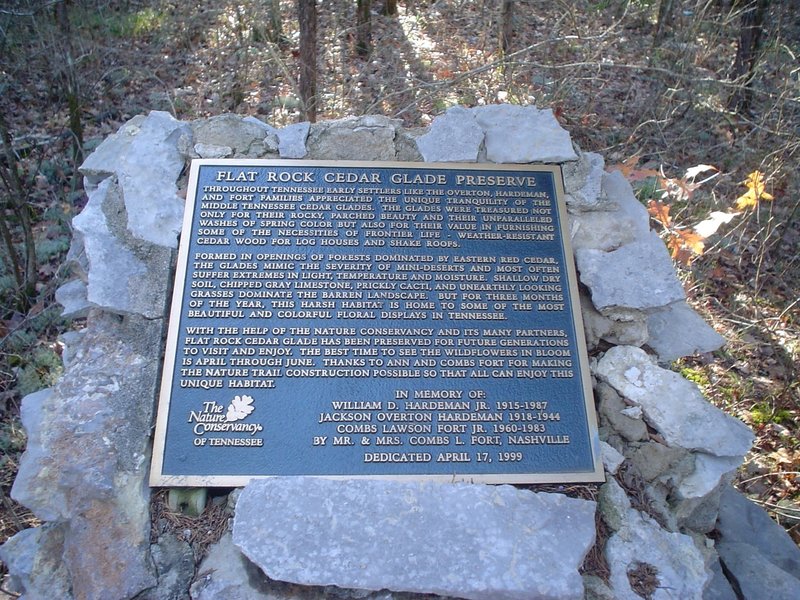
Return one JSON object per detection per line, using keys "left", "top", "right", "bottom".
{"left": 226, "top": 394, "right": 255, "bottom": 422}
{"left": 188, "top": 395, "right": 264, "bottom": 447}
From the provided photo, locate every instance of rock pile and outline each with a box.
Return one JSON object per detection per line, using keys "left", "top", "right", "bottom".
{"left": 3, "top": 106, "right": 798, "bottom": 599}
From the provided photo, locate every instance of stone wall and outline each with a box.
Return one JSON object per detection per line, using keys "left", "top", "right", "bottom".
{"left": 2, "top": 106, "right": 798, "bottom": 600}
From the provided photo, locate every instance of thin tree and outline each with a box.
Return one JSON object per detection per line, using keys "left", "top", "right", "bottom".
{"left": 268, "top": 0, "right": 283, "bottom": 43}
{"left": 728, "top": 0, "right": 770, "bottom": 114}
{"left": 499, "top": 0, "right": 514, "bottom": 55}
{"left": 356, "top": 0, "right": 371, "bottom": 57}
{"left": 53, "top": 0, "right": 83, "bottom": 163}
{"left": 0, "top": 110, "right": 37, "bottom": 311}
{"left": 385, "top": 0, "right": 397, "bottom": 16}
{"left": 297, "top": 0, "right": 318, "bottom": 121}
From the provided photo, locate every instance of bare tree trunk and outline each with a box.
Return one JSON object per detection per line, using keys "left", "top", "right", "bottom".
{"left": 728, "top": 0, "right": 770, "bottom": 113}
{"left": 356, "top": 0, "right": 371, "bottom": 57}
{"left": 385, "top": 0, "right": 398, "bottom": 15}
{"left": 297, "top": 0, "right": 318, "bottom": 121}
{"left": 54, "top": 0, "right": 83, "bottom": 163}
{"left": 499, "top": 0, "right": 514, "bottom": 55}
{"left": 653, "top": 0, "right": 675, "bottom": 44}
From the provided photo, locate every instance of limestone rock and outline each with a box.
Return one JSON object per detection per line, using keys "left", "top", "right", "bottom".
{"left": 10, "top": 311, "right": 163, "bottom": 599}
{"left": 0, "top": 524, "right": 73, "bottom": 599}
{"left": 72, "top": 177, "right": 173, "bottom": 319}
{"left": 192, "top": 113, "right": 273, "bottom": 157}
{"left": 415, "top": 106, "right": 483, "bottom": 162}
{"left": 562, "top": 152, "right": 605, "bottom": 210}
{"left": 140, "top": 534, "right": 195, "bottom": 600}
{"left": 600, "top": 440, "right": 625, "bottom": 475}
{"left": 716, "top": 541, "right": 800, "bottom": 600}
{"left": 189, "top": 533, "right": 273, "bottom": 600}
{"left": 472, "top": 105, "right": 577, "bottom": 163}
{"left": 278, "top": 122, "right": 310, "bottom": 158}
{"left": 80, "top": 111, "right": 189, "bottom": 248}
{"left": 576, "top": 231, "right": 685, "bottom": 316}
{"left": 233, "top": 478, "right": 596, "bottom": 600}
{"left": 580, "top": 293, "right": 648, "bottom": 350}
{"left": 306, "top": 115, "right": 399, "bottom": 161}
{"left": 568, "top": 171, "right": 651, "bottom": 251}
{"left": 600, "top": 480, "right": 710, "bottom": 599}
{"left": 703, "top": 559, "right": 738, "bottom": 600}
{"left": 595, "top": 382, "right": 649, "bottom": 443}
{"left": 716, "top": 485, "right": 800, "bottom": 580}
{"left": 646, "top": 301, "right": 725, "bottom": 363}
{"left": 625, "top": 441, "right": 693, "bottom": 483}
{"left": 194, "top": 142, "right": 233, "bottom": 158}
{"left": 595, "top": 346, "right": 754, "bottom": 458}
{"left": 55, "top": 278, "right": 91, "bottom": 318}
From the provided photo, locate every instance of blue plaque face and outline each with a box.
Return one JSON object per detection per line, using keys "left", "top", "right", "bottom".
{"left": 150, "top": 161, "right": 603, "bottom": 486}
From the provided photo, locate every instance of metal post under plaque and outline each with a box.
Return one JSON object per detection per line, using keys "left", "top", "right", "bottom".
{"left": 150, "top": 160, "right": 603, "bottom": 486}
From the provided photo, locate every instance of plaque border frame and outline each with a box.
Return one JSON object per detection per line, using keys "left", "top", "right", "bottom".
{"left": 150, "top": 160, "right": 603, "bottom": 487}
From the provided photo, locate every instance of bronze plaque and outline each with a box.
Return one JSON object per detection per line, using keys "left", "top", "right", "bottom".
{"left": 150, "top": 161, "right": 603, "bottom": 486}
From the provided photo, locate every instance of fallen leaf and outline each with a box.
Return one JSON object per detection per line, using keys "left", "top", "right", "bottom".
{"left": 735, "top": 170, "right": 774, "bottom": 210}
{"left": 694, "top": 211, "right": 737, "bottom": 238}
{"left": 648, "top": 200, "right": 672, "bottom": 228}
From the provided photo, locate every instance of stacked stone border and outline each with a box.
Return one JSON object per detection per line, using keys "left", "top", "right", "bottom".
{"left": 2, "top": 106, "right": 798, "bottom": 599}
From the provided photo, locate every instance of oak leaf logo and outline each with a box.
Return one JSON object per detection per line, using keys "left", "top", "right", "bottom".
{"left": 226, "top": 395, "right": 255, "bottom": 422}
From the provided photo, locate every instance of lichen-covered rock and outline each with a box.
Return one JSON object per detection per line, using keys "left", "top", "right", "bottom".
{"left": 278, "top": 121, "right": 310, "bottom": 158}
{"left": 563, "top": 152, "right": 605, "bottom": 210}
{"left": 10, "top": 311, "right": 163, "bottom": 599}
{"left": 595, "top": 382, "right": 649, "bottom": 443}
{"left": 306, "top": 115, "right": 400, "bottom": 161}
{"left": 192, "top": 113, "right": 275, "bottom": 158}
{"left": 71, "top": 177, "right": 173, "bottom": 319}
{"left": 580, "top": 293, "right": 648, "bottom": 349}
{"left": 0, "top": 524, "right": 73, "bottom": 599}
{"left": 568, "top": 171, "right": 651, "bottom": 252}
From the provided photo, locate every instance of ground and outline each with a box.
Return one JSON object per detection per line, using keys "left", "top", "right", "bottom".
{"left": 0, "top": 0, "right": 798, "bottom": 566}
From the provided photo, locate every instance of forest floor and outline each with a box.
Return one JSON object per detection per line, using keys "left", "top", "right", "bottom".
{"left": 0, "top": 0, "right": 798, "bottom": 562}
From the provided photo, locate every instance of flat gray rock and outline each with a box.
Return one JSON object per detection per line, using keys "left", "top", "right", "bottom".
{"left": 717, "top": 486, "right": 800, "bottom": 580}
{"left": 473, "top": 105, "right": 577, "bottom": 163}
{"left": 192, "top": 113, "right": 273, "bottom": 157}
{"left": 595, "top": 346, "right": 754, "bottom": 458}
{"left": 278, "top": 122, "right": 310, "bottom": 158}
{"left": 416, "top": 106, "right": 483, "bottom": 162}
{"left": 576, "top": 231, "right": 685, "bottom": 314}
{"left": 717, "top": 541, "right": 800, "bottom": 600}
{"left": 568, "top": 171, "right": 651, "bottom": 252}
{"left": 233, "top": 478, "right": 596, "bottom": 600}
{"left": 72, "top": 177, "right": 172, "bottom": 318}
{"left": 55, "top": 278, "right": 91, "bottom": 318}
{"left": 646, "top": 301, "right": 725, "bottom": 363}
